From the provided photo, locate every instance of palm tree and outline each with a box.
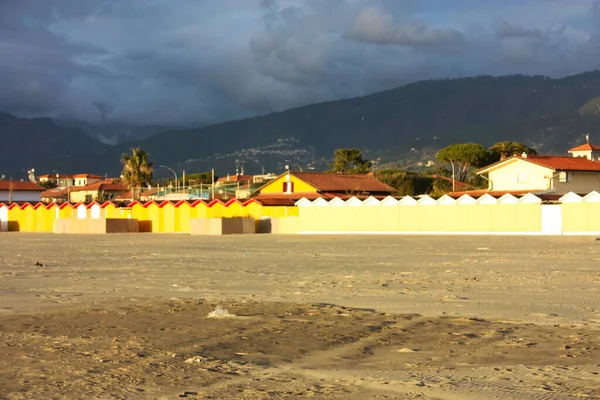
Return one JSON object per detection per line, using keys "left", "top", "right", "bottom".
{"left": 489, "top": 141, "right": 513, "bottom": 161}
{"left": 121, "top": 148, "right": 153, "bottom": 200}
{"left": 489, "top": 141, "right": 538, "bottom": 161}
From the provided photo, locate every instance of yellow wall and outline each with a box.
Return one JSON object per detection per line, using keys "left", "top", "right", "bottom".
{"left": 2, "top": 195, "right": 597, "bottom": 235}
{"left": 191, "top": 202, "right": 209, "bottom": 219}
{"left": 209, "top": 201, "right": 224, "bottom": 218}
{"left": 146, "top": 203, "right": 162, "bottom": 233}
{"left": 176, "top": 202, "right": 191, "bottom": 233}
{"left": 69, "top": 189, "right": 98, "bottom": 203}
{"left": 36, "top": 205, "right": 56, "bottom": 232}
{"left": 562, "top": 201, "right": 600, "bottom": 233}
{"left": 57, "top": 204, "right": 74, "bottom": 220}
{"left": 258, "top": 174, "right": 317, "bottom": 194}
{"left": 102, "top": 203, "right": 120, "bottom": 218}
{"left": 161, "top": 203, "right": 176, "bottom": 233}
{"left": 486, "top": 159, "right": 551, "bottom": 192}
{"left": 295, "top": 197, "right": 542, "bottom": 233}
{"left": 242, "top": 201, "right": 262, "bottom": 218}
{"left": 224, "top": 201, "right": 243, "bottom": 218}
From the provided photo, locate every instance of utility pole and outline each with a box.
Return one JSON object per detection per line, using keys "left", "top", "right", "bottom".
{"left": 211, "top": 168, "right": 215, "bottom": 200}
{"left": 159, "top": 165, "right": 178, "bottom": 195}
{"left": 8, "top": 178, "right": 13, "bottom": 204}
{"left": 451, "top": 161, "right": 456, "bottom": 192}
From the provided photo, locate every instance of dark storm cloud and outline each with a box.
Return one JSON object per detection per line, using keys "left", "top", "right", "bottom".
{"left": 496, "top": 22, "right": 543, "bottom": 39}
{"left": 1, "top": 0, "right": 599, "bottom": 126}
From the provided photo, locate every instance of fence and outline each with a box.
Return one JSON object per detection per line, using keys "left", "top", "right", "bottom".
{"left": 287, "top": 192, "right": 600, "bottom": 235}
{"left": 2, "top": 192, "right": 600, "bottom": 235}
{"left": 145, "top": 182, "right": 243, "bottom": 201}
{"left": 0, "top": 199, "right": 297, "bottom": 233}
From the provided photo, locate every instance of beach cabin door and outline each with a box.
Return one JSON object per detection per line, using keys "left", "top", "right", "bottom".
{"left": 541, "top": 204, "right": 562, "bottom": 235}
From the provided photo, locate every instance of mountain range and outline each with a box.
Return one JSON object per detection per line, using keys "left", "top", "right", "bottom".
{"left": 3, "top": 70, "right": 600, "bottom": 180}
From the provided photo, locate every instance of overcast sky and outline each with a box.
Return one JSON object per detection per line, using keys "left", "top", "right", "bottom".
{"left": 1, "top": 0, "right": 600, "bottom": 126}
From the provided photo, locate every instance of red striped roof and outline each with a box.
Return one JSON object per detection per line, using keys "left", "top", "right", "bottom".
{"left": 0, "top": 181, "right": 44, "bottom": 191}
{"left": 523, "top": 155, "right": 600, "bottom": 171}
{"left": 479, "top": 155, "right": 600, "bottom": 174}
{"left": 448, "top": 189, "right": 547, "bottom": 198}
{"left": 73, "top": 173, "right": 104, "bottom": 179}
{"left": 569, "top": 143, "right": 600, "bottom": 151}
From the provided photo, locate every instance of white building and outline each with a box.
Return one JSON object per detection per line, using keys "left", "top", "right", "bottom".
{"left": 0, "top": 180, "right": 44, "bottom": 203}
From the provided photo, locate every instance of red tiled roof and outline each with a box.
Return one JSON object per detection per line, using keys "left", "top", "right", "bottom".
{"left": 0, "top": 181, "right": 44, "bottom": 191}
{"left": 252, "top": 198, "right": 297, "bottom": 206}
{"left": 38, "top": 173, "right": 74, "bottom": 179}
{"left": 569, "top": 143, "right": 600, "bottom": 151}
{"left": 290, "top": 171, "right": 395, "bottom": 193}
{"left": 523, "top": 155, "right": 600, "bottom": 172}
{"left": 478, "top": 154, "right": 600, "bottom": 174}
{"left": 448, "top": 189, "right": 548, "bottom": 198}
{"left": 139, "top": 188, "right": 162, "bottom": 197}
{"left": 252, "top": 191, "right": 392, "bottom": 206}
{"left": 73, "top": 173, "right": 104, "bottom": 179}
{"left": 114, "top": 190, "right": 133, "bottom": 200}
{"left": 253, "top": 192, "right": 325, "bottom": 201}
{"left": 41, "top": 188, "right": 67, "bottom": 198}
{"left": 69, "top": 181, "right": 129, "bottom": 192}
{"left": 217, "top": 174, "right": 252, "bottom": 183}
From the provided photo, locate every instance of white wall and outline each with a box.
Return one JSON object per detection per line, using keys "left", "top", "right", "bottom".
{"left": 487, "top": 160, "right": 551, "bottom": 191}
{"left": 0, "top": 191, "right": 42, "bottom": 203}
{"left": 0, "top": 205, "right": 7, "bottom": 231}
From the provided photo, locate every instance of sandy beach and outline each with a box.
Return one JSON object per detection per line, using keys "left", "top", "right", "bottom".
{"left": 1, "top": 234, "right": 599, "bottom": 399}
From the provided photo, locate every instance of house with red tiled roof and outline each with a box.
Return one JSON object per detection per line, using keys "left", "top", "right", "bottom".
{"left": 73, "top": 174, "right": 105, "bottom": 187}
{"left": 41, "top": 180, "right": 129, "bottom": 203}
{"left": 216, "top": 174, "right": 253, "bottom": 185}
{"left": 0, "top": 180, "right": 44, "bottom": 202}
{"left": 38, "top": 173, "right": 75, "bottom": 187}
{"left": 567, "top": 141, "right": 600, "bottom": 161}
{"left": 252, "top": 170, "right": 395, "bottom": 205}
{"left": 38, "top": 172, "right": 105, "bottom": 189}
{"left": 456, "top": 140, "right": 600, "bottom": 197}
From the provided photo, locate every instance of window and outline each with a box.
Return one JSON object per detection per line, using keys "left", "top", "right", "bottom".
{"left": 516, "top": 172, "right": 528, "bottom": 183}
{"left": 282, "top": 181, "right": 294, "bottom": 193}
{"left": 558, "top": 171, "right": 571, "bottom": 183}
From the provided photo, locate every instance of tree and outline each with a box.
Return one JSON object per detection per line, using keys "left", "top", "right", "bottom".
{"left": 489, "top": 141, "right": 538, "bottom": 161}
{"left": 436, "top": 143, "right": 489, "bottom": 187}
{"left": 185, "top": 171, "right": 218, "bottom": 185}
{"left": 39, "top": 180, "right": 58, "bottom": 190}
{"left": 331, "top": 148, "right": 372, "bottom": 174}
{"left": 376, "top": 169, "right": 433, "bottom": 196}
{"left": 121, "top": 148, "right": 153, "bottom": 200}
{"left": 95, "top": 190, "right": 114, "bottom": 203}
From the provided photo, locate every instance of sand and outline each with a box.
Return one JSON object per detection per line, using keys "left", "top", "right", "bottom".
{"left": 0, "top": 234, "right": 599, "bottom": 399}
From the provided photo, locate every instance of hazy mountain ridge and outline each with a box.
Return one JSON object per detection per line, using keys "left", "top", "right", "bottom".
{"left": 0, "top": 112, "right": 109, "bottom": 178}
{"left": 4, "top": 70, "right": 600, "bottom": 178}
{"left": 119, "top": 70, "right": 600, "bottom": 173}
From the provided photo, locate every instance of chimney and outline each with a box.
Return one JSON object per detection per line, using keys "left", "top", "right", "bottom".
{"left": 522, "top": 152, "right": 527, "bottom": 158}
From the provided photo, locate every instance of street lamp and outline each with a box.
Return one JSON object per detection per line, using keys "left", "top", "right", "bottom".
{"left": 121, "top": 175, "right": 134, "bottom": 202}
{"left": 54, "top": 171, "right": 70, "bottom": 203}
{"left": 159, "top": 165, "right": 178, "bottom": 194}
